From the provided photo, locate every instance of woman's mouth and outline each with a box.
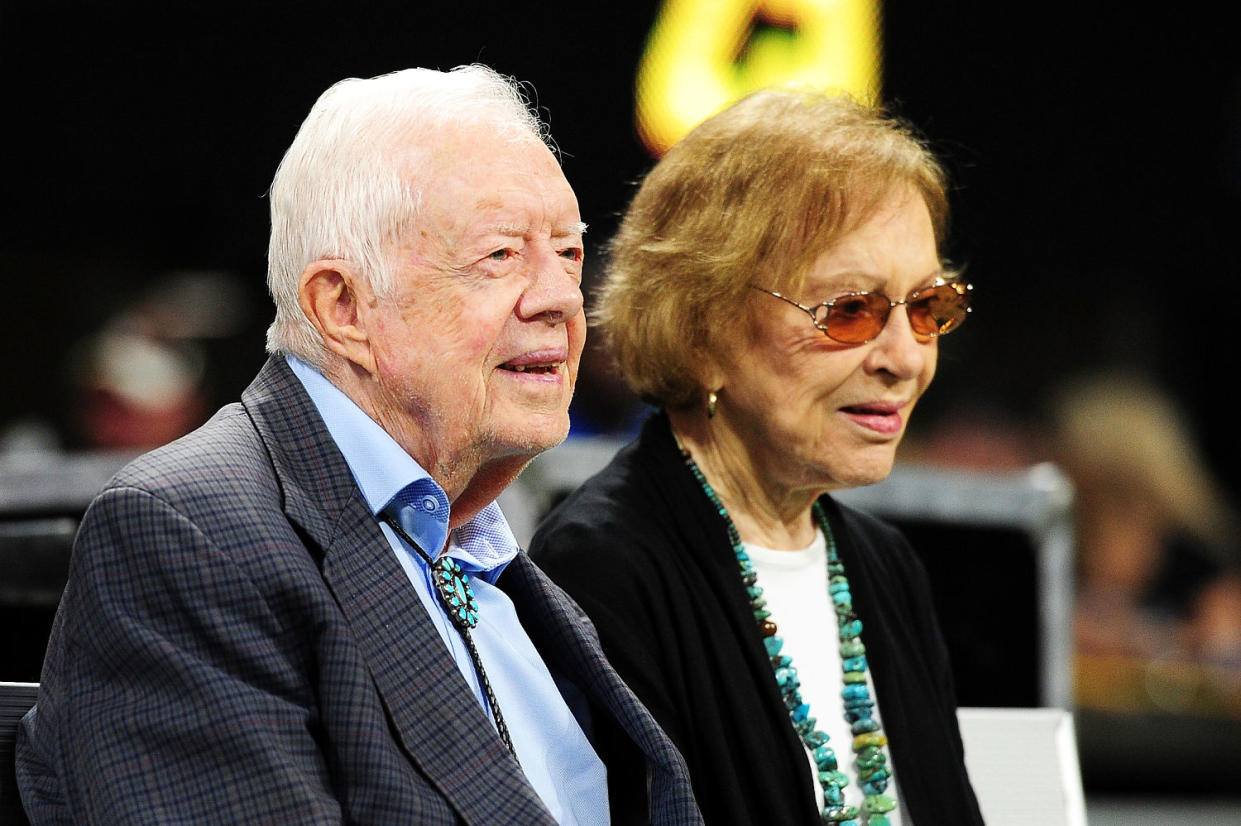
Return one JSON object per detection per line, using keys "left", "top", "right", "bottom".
{"left": 841, "top": 402, "right": 904, "bottom": 435}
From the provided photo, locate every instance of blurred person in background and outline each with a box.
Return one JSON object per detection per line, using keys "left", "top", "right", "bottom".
{"left": 1050, "top": 373, "right": 1241, "bottom": 714}
{"left": 71, "top": 324, "right": 207, "bottom": 451}
{"left": 1, "top": 270, "right": 248, "bottom": 457}
{"left": 531, "top": 88, "right": 983, "bottom": 825}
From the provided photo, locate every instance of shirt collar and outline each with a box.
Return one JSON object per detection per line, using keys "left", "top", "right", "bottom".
{"left": 287, "top": 356, "right": 518, "bottom": 577}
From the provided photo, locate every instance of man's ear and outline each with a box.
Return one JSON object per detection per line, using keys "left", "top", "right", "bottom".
{"left": 298, "top": 261, "right": 377, "bottom": 374}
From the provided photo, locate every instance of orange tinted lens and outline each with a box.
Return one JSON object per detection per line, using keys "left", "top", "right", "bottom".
{"left": 824, "top": 293, "right": 890, "bottom": 343}
{"left": 908, "top": 284, "right": 969, "bottom": 336}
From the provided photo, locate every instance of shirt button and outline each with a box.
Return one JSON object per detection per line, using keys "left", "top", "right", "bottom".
{"left": 421, "top": 496, "right": 438, "bottom": 513}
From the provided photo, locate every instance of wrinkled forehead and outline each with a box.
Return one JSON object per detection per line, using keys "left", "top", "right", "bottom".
{"left": 771, "top": 183, "right": 939, "bottom": 298}
{"left": 397, "top": 129, "right": 581, "bottom": 244}
{"left": 403, "top": 120, "right": 561, "bottom": 181}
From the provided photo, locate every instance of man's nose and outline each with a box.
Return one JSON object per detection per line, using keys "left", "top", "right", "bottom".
{"left": 521, "top": 247, "right": 584, "bottom": 323}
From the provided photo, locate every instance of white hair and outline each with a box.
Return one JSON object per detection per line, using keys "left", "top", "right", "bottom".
{"left": 264, "top": 65, "right": 551, "bottom": 368}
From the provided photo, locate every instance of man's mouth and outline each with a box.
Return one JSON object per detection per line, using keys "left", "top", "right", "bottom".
{"left": 498, "top": 346, "right": 570, "bottom": 377}
{"left": 499, "top": 361, "right": 560, "bottom": 374}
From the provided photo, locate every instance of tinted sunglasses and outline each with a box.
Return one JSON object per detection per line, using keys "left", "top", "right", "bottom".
{"left": 750, "top": 280, "right": 973, "bottom": 344}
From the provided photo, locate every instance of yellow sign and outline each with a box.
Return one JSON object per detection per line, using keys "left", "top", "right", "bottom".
{"left": 636, "top": 0, "right": 883, "bottom": 155}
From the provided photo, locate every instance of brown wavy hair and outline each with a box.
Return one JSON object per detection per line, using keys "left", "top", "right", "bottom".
{"left": 595, "top": 87, "right": 952, "bottom": 408}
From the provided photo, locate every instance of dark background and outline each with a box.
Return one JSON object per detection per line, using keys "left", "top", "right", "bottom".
{"left": 4, "top": 2, "right": 1241, "bottom": 802}
{"left": 3, "top": 1, "right": 1240, "bottom": 500}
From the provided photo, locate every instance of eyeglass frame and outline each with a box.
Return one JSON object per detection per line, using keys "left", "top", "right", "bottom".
{"left": 749, "top": 279, "right": 973, "bottom": 344}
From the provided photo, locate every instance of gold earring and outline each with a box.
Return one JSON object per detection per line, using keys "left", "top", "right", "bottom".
{"left": 707, "top": 390, "right": 718, "bottom": 419}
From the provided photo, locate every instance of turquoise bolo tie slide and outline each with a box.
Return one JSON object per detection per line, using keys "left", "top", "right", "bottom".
{"left": 381, "top": 512, "right": 517, "bottom": 758}
{"left": 433, "top": 556, "right": 479, "bottom": 629}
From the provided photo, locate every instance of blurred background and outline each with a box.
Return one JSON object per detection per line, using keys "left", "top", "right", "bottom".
{"left": 3, "top": 0, "right": 1239, "bottom": 818}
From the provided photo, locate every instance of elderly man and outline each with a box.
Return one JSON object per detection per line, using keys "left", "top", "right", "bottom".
{"left": 16, "top": 66, "right": 701, "bottom": 825}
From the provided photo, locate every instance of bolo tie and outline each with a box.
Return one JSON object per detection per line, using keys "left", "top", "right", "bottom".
{"left": 381, "top": 514, "right": 518, "bottom": 761}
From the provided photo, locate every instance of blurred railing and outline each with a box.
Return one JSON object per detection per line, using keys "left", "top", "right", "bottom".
{"left": 504, "top": 437, "right": 1076, "bottom": 708}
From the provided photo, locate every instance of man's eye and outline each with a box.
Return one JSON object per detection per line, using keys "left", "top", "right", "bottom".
{"left": 559, "top": 247, "right": 583, "bottom": 263}
{"left": 488, "top": 248, "right": 516, "bottom": 262}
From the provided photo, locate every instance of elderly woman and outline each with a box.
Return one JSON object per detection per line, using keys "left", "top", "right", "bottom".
{"left": 530, "top": 89, "right": 983, "bottom": 826}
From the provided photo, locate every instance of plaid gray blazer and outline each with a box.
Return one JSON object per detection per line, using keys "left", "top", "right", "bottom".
{"left": 16, "top": 357, "right": 702, "bottom": 825}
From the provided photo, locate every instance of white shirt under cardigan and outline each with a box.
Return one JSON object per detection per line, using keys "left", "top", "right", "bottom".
{"left": 745, "top": 530, "right": 905, "bottom": 825}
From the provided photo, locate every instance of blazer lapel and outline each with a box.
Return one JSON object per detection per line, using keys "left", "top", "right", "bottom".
{"left": 501, "top": 554, "right": 690, "bottom": 789}
{"left": 241, "top": 357, "right": 551, "bottom": 823}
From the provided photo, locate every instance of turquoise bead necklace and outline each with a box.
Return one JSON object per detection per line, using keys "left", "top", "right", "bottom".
{"left": 682, "top": 449, "right": 899, "bottom": 825}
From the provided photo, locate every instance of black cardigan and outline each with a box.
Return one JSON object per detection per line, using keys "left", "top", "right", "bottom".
{"left": 530, "top": 413, "right": 983, "bottom": 826}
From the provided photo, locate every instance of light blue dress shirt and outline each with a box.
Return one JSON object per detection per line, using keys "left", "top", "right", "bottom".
{"left": 288, "top": 356, "right": 609, "bottom": 826}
